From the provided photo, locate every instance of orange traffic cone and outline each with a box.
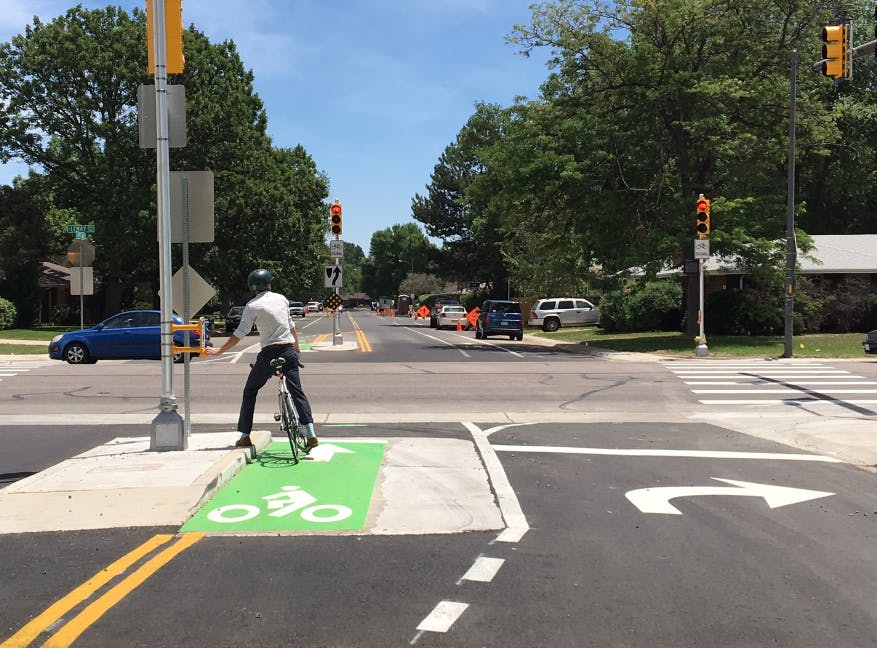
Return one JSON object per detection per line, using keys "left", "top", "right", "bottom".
{"left": 456, "top": 319, "right": 462, "bottom": 332}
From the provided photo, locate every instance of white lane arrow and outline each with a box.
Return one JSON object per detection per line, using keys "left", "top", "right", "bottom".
{"left": 625, "top": 478, "right": 834, "bottom": 515}
{"left": 305, "top": 443, "right": 354, "bottom": 462}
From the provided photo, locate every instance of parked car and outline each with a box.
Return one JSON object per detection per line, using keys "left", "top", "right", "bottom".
{"left": 863, "top": 330, "right": 877, "bottom": 354}
{"left": 476, "top": 300, "right": 523, "bottom": 340}
{"left": 48, "top": 310, "right": 210, "bottom": 365}
{"left": 289, "top": 301, "right": 305, "bottom": 318}
{"left": 225, "top": 306, "right": 244, "bottom": 333}
{"left": 436, "top": 305, "right": 467, "bottom": 330}
{"left": 528, "top": 298, "right": 599, "bottom": 332}
{"left": 306, "top": 301, "right": 322, "bottom": 314}
{"left": 430, "top": 296, "right": 462, "bottom": 328}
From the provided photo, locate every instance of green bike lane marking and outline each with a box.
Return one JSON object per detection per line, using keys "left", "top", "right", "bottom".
{"left": 180, "top": 440, "right": 385, "bottom": 533}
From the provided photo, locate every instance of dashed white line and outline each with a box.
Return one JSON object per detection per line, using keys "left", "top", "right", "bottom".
{"left": 415, "top": 600, "right": 469, "bottom": 633}
{"left": 458, "top": 556, "right": 505, "bottom": 584}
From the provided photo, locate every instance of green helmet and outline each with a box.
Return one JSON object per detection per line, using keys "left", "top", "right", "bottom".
{"left": 247, "top": 268, "right": 272, "bottom": 292}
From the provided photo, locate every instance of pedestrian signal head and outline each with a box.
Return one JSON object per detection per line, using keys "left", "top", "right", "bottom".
{"left": 696, "top": 195, "right": 710, "bottom": 238}
{"left": 329, "top": 201, "right": 342, "bottom": 237}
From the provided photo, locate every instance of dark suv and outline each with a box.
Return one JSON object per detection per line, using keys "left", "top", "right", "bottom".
{"left": 476, "top": 300, "right": 523, "bottom": 341}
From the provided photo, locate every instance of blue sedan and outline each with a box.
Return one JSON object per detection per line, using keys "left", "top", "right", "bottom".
{"left": 48, "top": 310, "right": 209, "bottom": 364}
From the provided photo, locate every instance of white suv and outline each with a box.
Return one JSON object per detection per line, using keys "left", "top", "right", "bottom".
{"left": 528, "top": 298, "right": 599, "bottom": 332}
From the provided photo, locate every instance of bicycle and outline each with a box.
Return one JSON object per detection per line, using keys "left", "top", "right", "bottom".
{"left": 270, "top": 357, "right": 311, "bottom": 463}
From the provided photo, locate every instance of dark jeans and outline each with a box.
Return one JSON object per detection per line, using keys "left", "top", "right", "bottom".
{"left": 237, "top": 345, "right": 313, "bottom": 435}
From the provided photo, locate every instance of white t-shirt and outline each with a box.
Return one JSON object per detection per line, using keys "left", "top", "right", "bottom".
{"left": 235, "top": 291, "right": 296, "bottom": 347}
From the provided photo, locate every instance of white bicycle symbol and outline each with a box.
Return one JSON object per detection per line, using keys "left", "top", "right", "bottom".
{"left": 207, "top": 485, "right": 352, "bottom": 524}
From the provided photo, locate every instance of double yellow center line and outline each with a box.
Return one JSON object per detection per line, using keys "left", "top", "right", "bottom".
{"left": 310, "top": 313, "right": 371, "bottom": 352}
{"left": 1, "top": 533, "right": 203, "bottom": 648}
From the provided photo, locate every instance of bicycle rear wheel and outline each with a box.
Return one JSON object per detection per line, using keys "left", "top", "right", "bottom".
{"left": 279, "top": 391, "right": 300, "bottom": 463}
{"left": 285, "top": 394, "right": 311, "bottom": 456}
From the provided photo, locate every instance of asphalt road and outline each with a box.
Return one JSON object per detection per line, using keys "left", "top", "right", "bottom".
{"left": 2, "top": 311, "right": 877, "bottom": 647}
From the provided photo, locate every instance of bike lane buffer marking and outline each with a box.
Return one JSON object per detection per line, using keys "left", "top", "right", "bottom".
{"left": 180, "top": 441, "right": 385, "bottom": 533}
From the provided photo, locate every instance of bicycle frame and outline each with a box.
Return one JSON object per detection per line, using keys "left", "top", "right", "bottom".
{"left": 270, "top": 357, "right": 309, "bottom": 463}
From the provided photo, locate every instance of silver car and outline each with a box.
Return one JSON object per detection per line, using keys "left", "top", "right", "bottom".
{"left": 528, "top": 298, "right": 599, "bottom": 332}
{"left": 289, "top": 301, "right": 305, "bottom": 318}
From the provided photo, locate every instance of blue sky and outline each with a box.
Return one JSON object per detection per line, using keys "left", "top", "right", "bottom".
{"left": 0, "top": 0, "right": 551, "bottom": 254}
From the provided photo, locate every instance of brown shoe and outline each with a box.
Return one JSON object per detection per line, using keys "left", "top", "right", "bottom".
{"left": 307, "top": 437, "right": 319, "bottom": 449}
{"left": 235, "top": 435, "right": 253, "bottom": 448}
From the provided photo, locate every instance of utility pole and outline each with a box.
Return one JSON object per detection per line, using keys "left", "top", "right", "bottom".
{"left": 783, "top": 50, "right": 798, "bottom": 358}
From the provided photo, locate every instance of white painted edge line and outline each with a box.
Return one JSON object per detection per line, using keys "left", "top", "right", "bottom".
{"left": 407, "top": 327, "right": 471, "bottom": 358}
{"left": 692, "top": 389, "right": 877, "bottom": 394}
{"left": 463, "top": 422, "right": 530, "bottom": 543}
{"left": 699, "top": 399, "right": 877, "bottom": 405}
{"left": 416, "top": 600, "right": 469, "bottom": 633}
{"left": 458, "top": 556, "right": 505, "bottom": 584}
{"left": 671, "top": 370, "right": 853, "bottom": 374}
{"left": 492, "top": 445, "right": 843, "bottom": 462}
{"left": 685, "top": 381, "right": 876, "bottom": 386}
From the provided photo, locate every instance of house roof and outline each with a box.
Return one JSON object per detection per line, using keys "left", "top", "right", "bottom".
{"left": 40, "top": 261, "right": 71, "bottom": 287}
{"left": 798, "top": 235, "right": 877, "bottom": 273}
{"left": 655, "top": 234, "right": 877, "bottom": 277}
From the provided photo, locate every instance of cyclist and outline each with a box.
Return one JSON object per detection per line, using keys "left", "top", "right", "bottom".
{"left": 205, "top": 269, "right": 318, "bottom": 449}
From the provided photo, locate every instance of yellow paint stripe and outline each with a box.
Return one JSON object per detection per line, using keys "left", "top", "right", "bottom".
{"left": 42, "top": 533, "right": 204, "bottom": 648}
{"left": 312, "top": 333, "right": 330, "bottom": 344}
{"left": 356, "top": 328, "right": 372, "bottom": 352}
{"left": 0, "top": 534, "right": 174, "bottom": 648}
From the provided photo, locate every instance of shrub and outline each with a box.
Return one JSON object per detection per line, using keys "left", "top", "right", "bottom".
{"left": 0, "top": 297, "right": 16, "bottom": 330}
{"left": 599, "top": 281, "right": 682, "bottom": 332}
{"left": 706, "top": 288, "right": 782, "bottom": 335}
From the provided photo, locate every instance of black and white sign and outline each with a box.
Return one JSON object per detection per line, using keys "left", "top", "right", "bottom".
{"left": 694, "top": 239, "right": 710, "bottom": 259}
{"left": 324, "top": 265, "right": 343, "bottom": 288}
{"left": 329, "top": 240, "right": 344, "bottom": 259}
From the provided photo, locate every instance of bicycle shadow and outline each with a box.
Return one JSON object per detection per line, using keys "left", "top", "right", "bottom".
{"left": 256, "top": 446, "right": 315, "bottom": 468}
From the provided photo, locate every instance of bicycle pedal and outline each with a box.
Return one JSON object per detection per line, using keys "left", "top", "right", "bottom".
{"left": 273, "top": 413, "right": 281, "bottom": 421}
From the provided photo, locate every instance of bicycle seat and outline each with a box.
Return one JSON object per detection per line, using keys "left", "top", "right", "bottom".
{"left": 270, "top": 357, "right": 286, "bottom": 369}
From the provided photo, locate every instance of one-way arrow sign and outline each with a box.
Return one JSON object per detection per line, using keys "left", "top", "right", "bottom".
{"left": 625, "top": 478, "right": 834, "bottom": 515}
{"left": 324, "top": 265, "right": 343, "bottom": 287}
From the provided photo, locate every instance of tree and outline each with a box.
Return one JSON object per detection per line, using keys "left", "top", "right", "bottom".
{"left": 0, "top": 6, "right": 328, "bottom": 318}
{"left": 411, "top": 102, "right": 510, "bottom": 293}
{"left": 360, "top": 223, "right": 435, "bottom": 299}
{"left": 497, "top": 0, "right": 841, "bottom": 278}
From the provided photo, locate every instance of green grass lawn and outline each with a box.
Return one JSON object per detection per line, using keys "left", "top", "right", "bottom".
{"left": 529, "top": 328, "right": 869, "bottom": 358}
{"left": 0, "top": 327, "right": 74, "bottom": 355}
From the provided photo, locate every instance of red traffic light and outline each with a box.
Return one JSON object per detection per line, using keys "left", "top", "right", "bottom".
{"left": 329, "top": 201, "right": 342, "bottom": 236}
{"left": 695, "top": 195, "right": 710, "bottom": 238}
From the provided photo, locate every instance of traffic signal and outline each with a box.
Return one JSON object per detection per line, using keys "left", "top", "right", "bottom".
{"left": 329, "top": 201, "right": 343, "bottom": 237}
{"left": 696, "top": 194, "right": 710, "bottom": 238}
{"left": 146, "top": 0, "right": 185, "bottom": 75}
{"left": 821, "top": 23, "right": 850, "bottom": 80}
